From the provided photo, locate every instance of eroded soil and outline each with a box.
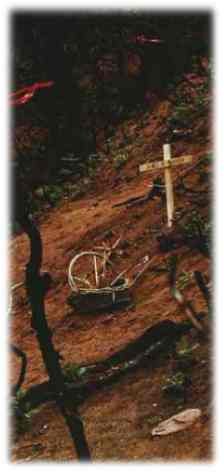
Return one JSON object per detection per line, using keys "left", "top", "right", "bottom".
{"left": 10, "top": 90, "right": 212, "bottom": 462}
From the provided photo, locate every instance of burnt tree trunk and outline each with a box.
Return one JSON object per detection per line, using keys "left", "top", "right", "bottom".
{"left": 16, "top": 181, "right": 90, "bottom": 461}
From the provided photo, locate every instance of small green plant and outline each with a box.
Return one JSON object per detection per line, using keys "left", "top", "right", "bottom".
{"left": 162, "top": 371, "right": 188, "bottom": 397}
{"left": 181, "top": 211, "right": 211, "bottom": 255}
{"left": 201, "top": 152, "right": 212, "bottom": 166}
{"left": 28, "top": 195, "right": 41, "bottom": 214}
{"left": 113, "top": 152, "right": 128, "bottom": 169}
{"left": 165, "top": 255, "right": 178, "bottom": 272}
{"left": 177, "top": 336, "right": 192, "bottom": 355}
{"left": 175, "top": 336, "right": 197, "bottom": 369}
{"left": 14, "top": 388, "right": 26, "bottom": 402}
{"left": 63, "top": 363, "right": 87, "bottom": 382}
{"left": 176, "top": 271, "right": 193, "bottom": 290}
{"left": 167, "top": 102, "right": 195, "bottom": 129}
{"left": 191, "top": 55, "right": 200, "bottom": 74}
{"left": 86, "top": 153, "right": 100, "bottom": 178}
{"left": 167, "top": 58, "right": 211, "bottom": 132}
{"left": 31, "top": 443, "right": 44, "bottom": 456}
{"left": 106, "top": 137, "right": 113, "bottom": 152}
{"left": 147, "top": 415, "right": 162, "bottom": 426}
{"left": 30, "top": 184, "right": 63, "bottom": 211}
{"left": 11, "top": 390, "right": 32, "bottom": 437}
{"left": 193, "top": 86, "right": 210, "bottom": 115}
{"left": 44, "top": 184, "right": 63, "bottom": 206}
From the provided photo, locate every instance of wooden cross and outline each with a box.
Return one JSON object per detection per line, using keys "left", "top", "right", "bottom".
{"left": 139, "top": 144, "right": 193, "bottom": 228}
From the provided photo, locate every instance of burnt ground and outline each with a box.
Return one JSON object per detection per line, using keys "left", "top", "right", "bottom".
{"left": 10, "top": 77, "right": 213, "bottom": 462}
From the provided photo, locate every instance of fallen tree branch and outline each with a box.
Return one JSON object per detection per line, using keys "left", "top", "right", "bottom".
{"left": 112, "top": 177, "right": 163, "bottom": 208}
{"left": 19, "top": 319, "right": 192, "bottom": 413}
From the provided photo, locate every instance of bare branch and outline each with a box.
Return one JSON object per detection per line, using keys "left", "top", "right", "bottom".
{"left": 11, "top": 345, "right": 27, "bottom": 396}
{"left": 168, "top": 256, "right": 204, "bottom": 333}
{"left": 194, "top": 271, "right": 211, "bottom": 314}
{"left": 15, "top": 178, "right": 91, "bottom": 461}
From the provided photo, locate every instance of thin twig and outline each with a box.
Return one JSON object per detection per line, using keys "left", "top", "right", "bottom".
{"left": 171, "top": 287, "right": 204, "bottom": 332}
{"left": 168, "top": 256, "right": 204, "bottom": 333}
{"left": 11, "top": 281, "right": 24, "bottom": 291}
{"left": 194, "top": 271, "right": 211, "bottom": 314}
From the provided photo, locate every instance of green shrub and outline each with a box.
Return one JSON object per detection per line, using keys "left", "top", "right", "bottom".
{"left": 181, "top": 211, "right": 212, "bottom": 255}
{"left": 86, "top": 153, "right": 101, "bottom": 177}
{"left": 44, "top": 184, "right": 63, "bottom": 205}
{"left": 167, "top": 58, "right": 211, "bottom": 131}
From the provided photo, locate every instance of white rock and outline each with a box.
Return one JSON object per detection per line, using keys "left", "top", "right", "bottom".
{"left": 151, "top": 409, "right": 202, "bottom": 436}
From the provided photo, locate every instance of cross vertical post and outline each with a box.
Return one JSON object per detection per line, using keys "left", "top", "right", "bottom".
{"left": 139, "top": 144, "right": 193, "bottom": 228}
{"left": 163, "top": 144, "right": 174, "bottom": 228}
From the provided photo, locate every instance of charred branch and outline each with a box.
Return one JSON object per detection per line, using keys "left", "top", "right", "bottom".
{"left": 113, "top": 177, "right": 163, "bottom": 208}
{"left": 11, "top": 345, "right": 27, "bottom": 396}
{"left": 19, "top": 319, "right": 191, "bottom": 413}
{"left": 15, "top": 179, "right": 91, "bottom": 461}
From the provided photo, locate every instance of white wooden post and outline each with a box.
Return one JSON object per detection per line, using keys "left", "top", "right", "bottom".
{"left": 163, "top": 144, "right": 174, "bottom": 228}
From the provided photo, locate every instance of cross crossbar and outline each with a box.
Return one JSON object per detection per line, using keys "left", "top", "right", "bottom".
{"left": 139, "top": 154, "right": 192, "bottom": 173}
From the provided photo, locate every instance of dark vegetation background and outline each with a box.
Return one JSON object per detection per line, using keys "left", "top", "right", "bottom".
{"left": 11, "top": 11, "right": 211, "bottom": 188}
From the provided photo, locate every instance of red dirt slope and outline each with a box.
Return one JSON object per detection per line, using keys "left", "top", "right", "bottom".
{"left": 10, "top": 85, "right": 212, "bottom": 461}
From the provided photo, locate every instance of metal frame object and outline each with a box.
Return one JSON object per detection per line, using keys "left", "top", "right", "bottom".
{"left": 68, "top": 250, "right": 151, "bottom": 312}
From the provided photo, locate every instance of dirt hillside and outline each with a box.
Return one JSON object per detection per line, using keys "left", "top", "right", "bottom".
{"left": 10, "top": 68, "right": 212, "bottom": 462}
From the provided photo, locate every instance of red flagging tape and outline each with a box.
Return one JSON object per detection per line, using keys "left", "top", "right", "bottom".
{"left": 10, "top": 81, "right": 54, "bottom": 106}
